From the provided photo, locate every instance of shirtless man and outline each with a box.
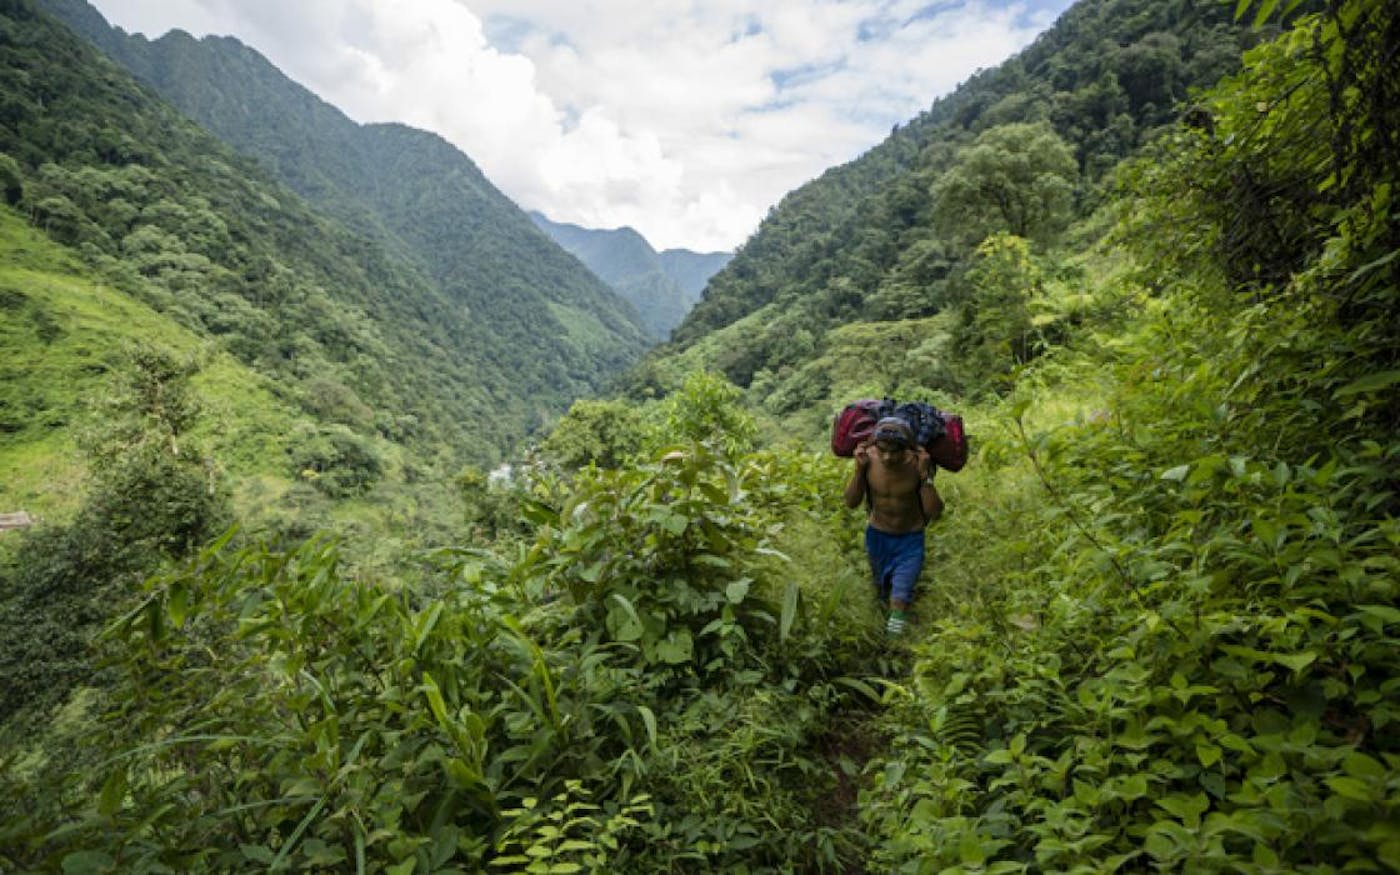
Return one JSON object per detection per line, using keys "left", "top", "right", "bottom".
{"left": 843, "top": 417, "right": 943, "bottom": 636}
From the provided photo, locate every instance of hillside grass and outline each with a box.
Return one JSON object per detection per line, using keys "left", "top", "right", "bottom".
{"left": 0, "top": 210, "right": 189, "bottom": 519}
{"left": 0, "top": 207, "right": 464, "bottom": 561}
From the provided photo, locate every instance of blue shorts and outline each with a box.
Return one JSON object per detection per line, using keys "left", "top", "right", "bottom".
{"left": 865, "top": 526, "right": 925, "bottom": 605}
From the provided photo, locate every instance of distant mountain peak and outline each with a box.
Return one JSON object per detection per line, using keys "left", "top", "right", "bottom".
{"left": 530, "top": 212, "right": 731, "bottom": 340}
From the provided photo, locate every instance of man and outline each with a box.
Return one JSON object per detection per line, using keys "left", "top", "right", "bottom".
{"left": 843, "top": 416, "right": 943, "bottom": 636}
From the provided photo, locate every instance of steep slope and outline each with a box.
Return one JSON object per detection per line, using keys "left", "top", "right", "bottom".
{"left": 648, "top": 0, "right": 1276, "bottom": 399}
{"left": 530, "top": 211, "right": 729, "bottom": 339}
{"left": 37, "top": 0, "right": 650, "bottom": 420}
{"left": 0, "top": 206, "right": 300, "bottom": 520}
{"left": 1, "top": 0, "right": 555, "bottom": 467}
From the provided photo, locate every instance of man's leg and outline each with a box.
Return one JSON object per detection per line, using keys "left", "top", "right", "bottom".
{"left": 865, "top": 526, "right": 890, "bottom": 607}
{"left": 885, "top": 534, "right": 925, "bottom": 636}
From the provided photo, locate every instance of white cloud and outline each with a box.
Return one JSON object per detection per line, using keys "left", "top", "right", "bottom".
{"left": 88, "top": 0, "right": 1071, "bottom": 251}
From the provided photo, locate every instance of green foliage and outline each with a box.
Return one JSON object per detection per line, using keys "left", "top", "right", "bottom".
{"left": 540, "top": 398, "right": 645, "bottom": 470}
{"left": 946, "top": 233, "right": 1047, "bottom": 394}
{"left": 0, "top": 152, "right": 22, "bottom": 204}
{"left": 857, "top": 4, "right": 1400, "bottom": 871}
{"left": 8, "top": 3, "right": 1393, "bottom": 874}
{"left": 932, "top": 122, "right": 1078, "bottom": 248}
{"left": 5, "top": 0, "right": 647, "bottom": 476}
{"left": 2, "top": 435, "right": 886, "bottom": 873}
{"left": 287, "top": 423, "right": 383, "bottom": 498}
{"left": 0, "top": 345, "right": 229, "bottom": 724}
{"left": 645, "top": 371, "right": 758, "bottom": 457}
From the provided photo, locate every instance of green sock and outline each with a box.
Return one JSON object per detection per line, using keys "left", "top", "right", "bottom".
{"left": 886, "top": 609, "right": 908, "bottom": 635}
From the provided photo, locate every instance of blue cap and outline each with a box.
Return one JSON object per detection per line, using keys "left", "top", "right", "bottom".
{"left": 872, "top": 417, "right": 913, "bottom": 447}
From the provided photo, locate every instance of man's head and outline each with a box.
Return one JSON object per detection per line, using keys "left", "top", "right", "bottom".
{"left": 871, "top": 417, "right": 914, "bottom": 455}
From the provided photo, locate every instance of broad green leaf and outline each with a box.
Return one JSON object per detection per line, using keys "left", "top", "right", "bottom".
{"left": 446, "top": 758, "right": 484, "bottom": 789}
{"left": 958, "top": 832, "right": 987, "bottom": 865}
{"left": 606, "top": 594, "right": 644, "bottom": 642}
{"left": 653, "top": 509, "right": 689, "bottom": 535}
{"left": 1156, "top": 792, "right": 1210, "bottom": 827}
{"left": 413, "top": 601, "right": 444, "bottom": 655}
{"left": 62, "top": 851, "right": 115, "bottom": 875}
{"left": 98, "top": 767, "right": 128, "bottom": 817}
{"left": 422, "top": 673, "right": 448, "bottom": 725}
{"left": 725, "top": 580, "right": 751, "bottom": 603}
{"left": 833, "top": 676, "right": 881, "bottom": 702}
{"left": 1253, "top": 843, "right": 1281, "bottom": 867}
{"left": 1377, "top": 840, "right": 1400, "bottom": 872}
{"left": 1356, "top": 604, "right": 1400, "bottom": 626}
{"left": 779, "top": 581, "right": 799, "bottom": 642}
{"left": 1161, "top": 464, "right": 1190, "bottom": 482}
{"left": 519, "top": 499, "right": 558, "bottom": 526}
{"left": 167, "top": 583, "right": 188, "bottom": 628}
{"left": 1343, "top": 752, "right": 1386, "bottom": 779}
{"left": 1274, "top": 651, "right": 1317, "bottom": 672}
{"left": 636, "top": 704, "right": 658, "bottom": 748}
{"left": 1326, "top": 776, "right": 1373, "bottom": 802}
{"left": 1335, "top": 370, "right": 1400, "bottom": 398}
{"left": 1117, "top": 773, "right": 1149, "bottom": 799}
{"left": 655, "top": 630, "right": 693, "bottom": 665}
{"left": 1253, "top": 0, "right": 1280, "bottom": 28}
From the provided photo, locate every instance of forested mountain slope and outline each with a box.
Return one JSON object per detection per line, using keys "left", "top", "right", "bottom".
{"left": 530, "top": 210, "right": 730, "bottom": 339}
{"left": 644, "top": 0, "right": 1279, "bottom": 413}
{"left": 36, "top": 0, "right": 650, "bottom": 426}
{"left": 2, "top": 0, "right": 642, "bottom": 474}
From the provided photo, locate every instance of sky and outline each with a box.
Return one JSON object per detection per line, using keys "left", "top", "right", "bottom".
{"left": 87, "top": 0, "right": 1076, "bottom": 253}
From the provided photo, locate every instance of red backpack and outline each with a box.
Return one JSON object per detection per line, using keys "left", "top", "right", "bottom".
{"left": 830, "top": 399, "right": 891, "bottom": 457}
{"left": 926, "top": 411, "right": 968, "bottom": 472}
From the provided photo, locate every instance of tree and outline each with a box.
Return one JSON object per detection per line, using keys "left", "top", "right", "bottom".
{"left": 932, "top": 122, "right": 1078, "bottom": 248}
{"left": 0, "top": 152, "right": 21, "bottom": 205}
{"left": 645, "top": 371, "right": 757, "bottom": 457}
{"left": 948, "top": 234, "right": 1042, "bottom": 395}
{"left": 541, "top": 398, "right": 645, "bottom": 470}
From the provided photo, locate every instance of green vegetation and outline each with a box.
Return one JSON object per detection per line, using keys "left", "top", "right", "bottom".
{"left": 652, "top": 0, "right": 1284, "bottom": 405}
{"left": 37, "top": 0, "right": 650, "bottom": 413}
{"left": 10, "top": 0, "right": 647, "bottom": 477}
{"left": 4, "top": 0, "right": 1398, "bottom": 872}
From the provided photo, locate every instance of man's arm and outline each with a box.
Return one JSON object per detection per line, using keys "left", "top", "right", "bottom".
{"left": 916, "top": 448, "right": 944, "bottom": 524}
{"left": 843, "top": 441, "right": 870, "bottom": 509}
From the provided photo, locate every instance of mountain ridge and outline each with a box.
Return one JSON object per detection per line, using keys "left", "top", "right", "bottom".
{"left": 36, "top": 0, "right": 651, "bottom": 410}
{"left": 529, "top": 210, "right": 730, "bottom": 339}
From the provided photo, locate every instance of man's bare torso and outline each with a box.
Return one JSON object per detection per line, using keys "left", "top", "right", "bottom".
{"left": 866, "top": 452, "right": 924, "bottom": 534}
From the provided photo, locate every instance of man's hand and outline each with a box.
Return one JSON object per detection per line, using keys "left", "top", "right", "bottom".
{"left": 916, "top": 446, "right": 932, "bottom": 480}
{"left": 854, "top": 439, "right": 871, "bottom": 468}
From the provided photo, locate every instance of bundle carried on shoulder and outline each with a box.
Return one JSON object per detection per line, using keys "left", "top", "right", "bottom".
{"left": 831, "top": 397, "right": 968, "bottom": 472}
